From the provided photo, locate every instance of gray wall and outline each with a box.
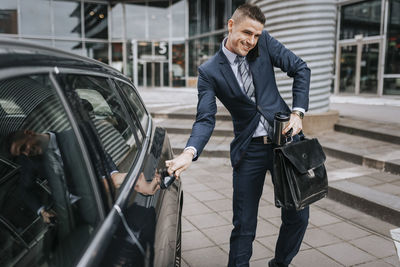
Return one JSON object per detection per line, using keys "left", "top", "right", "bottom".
{"left": 251, "top": 0, "right": 337, "bottom": 113}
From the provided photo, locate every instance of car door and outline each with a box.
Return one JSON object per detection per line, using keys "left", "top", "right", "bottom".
{"left": 54, "top": 71, "right": 182, "bottom": 266}
{"left": 0, "top": 73, "right": 105, "bottom": 267}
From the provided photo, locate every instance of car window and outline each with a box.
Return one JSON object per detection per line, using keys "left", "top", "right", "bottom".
{"left": 115, "top": 80, "right": 149, "bottom": 137}
{"left": 0, "top": 74, "right": 101, "bottom": 267}
{"left": 58, "top": 74, "right": 141, "bottom": 177}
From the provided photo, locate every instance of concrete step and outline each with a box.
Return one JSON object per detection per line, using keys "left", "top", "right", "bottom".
{"left": 317, "top": 131, "right": 400, "bottom": 175}
{"left": 335, "top": 117, "right": 400, "bottom": 145}
{"left": 155, "top": 118, "right": 234, "bottom": 137}
{"left": 328, "top": 180, "right": 400, "bottom": 226}
{"left": 168, "top": 133, "right": 230, "bottom": 158}
{"left": 151, "top": 111, "right": 232, "bottom": 121}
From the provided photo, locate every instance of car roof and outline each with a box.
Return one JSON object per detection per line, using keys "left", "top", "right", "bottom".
{"left": 0, "top": 38, "right": 130, "bottom": 83}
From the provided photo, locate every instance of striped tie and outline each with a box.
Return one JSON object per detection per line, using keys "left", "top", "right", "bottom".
{"left": 236, "top": 56, "right": 255, "bottom": 102}
{"left": 236, "top": 56, "right": 271, "bottom": 135}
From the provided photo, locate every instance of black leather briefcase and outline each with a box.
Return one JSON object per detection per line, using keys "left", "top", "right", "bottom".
{"left": 272, "top": 138, "right": 328, "bottom": 210}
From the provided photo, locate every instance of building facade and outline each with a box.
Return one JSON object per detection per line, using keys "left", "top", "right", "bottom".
{"left": 0, "top": 0, "right": 398, "bottom": 102}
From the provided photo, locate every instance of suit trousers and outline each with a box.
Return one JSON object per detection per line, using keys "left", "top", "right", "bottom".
{"left": 228, "top": 138, "right": 309, "bottom": 267}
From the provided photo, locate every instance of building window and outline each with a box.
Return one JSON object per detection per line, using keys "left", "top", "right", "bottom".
{"left": 172, "top": 0, "right": 185, "bottom": 38}
{"left": 111, "top": 3, "right": 124, "bottom": 40}
{"left": 215, "top": 0, "right": 227, "bottom": 30}
{"left": 189, "top": 0, "right": 199, "bottom": 36}
{"left": 0, "top": 0, "right": 17, "bottom": 34}
{"left": 86, "top": 42, "right": 108, "bottom": 64}
{"left": 20, "top": 0, "right": 51, "bottom": 36}
{"left": 53, "top": 0, "right": 82, "bottom": 38}
{"left": 84, "top": 3, "right": 108, "bottom": 40}
{"left": 385, "top": 0, "right": 400, "bottom": 75}
{"left": 340, "top": 0, "right": 381, "bottom": 40}
{"left": 125, "top": 3, "right": 147, "bottom": 40}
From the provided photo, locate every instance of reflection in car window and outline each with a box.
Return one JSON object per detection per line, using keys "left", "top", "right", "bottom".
{"left": 0, "top": 74, "right": 101, "bottom": 266}
{"left": 116, "top": 81, "right": 149, "bottom": 136}
{"left": 61, "top": 75, "right": 140, "bottom": 175}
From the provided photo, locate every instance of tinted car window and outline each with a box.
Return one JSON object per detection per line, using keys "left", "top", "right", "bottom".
{"left": 0, "top": 74, "right": 101, "bottom": 266}
{"left": 115, "top": 81, "right": 149, "bottom": 137}
{"left": 58, "top": 74, "right": 140, "bottom": 175}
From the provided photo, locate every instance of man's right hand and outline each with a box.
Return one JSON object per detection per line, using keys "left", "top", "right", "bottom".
{"left": 165, "top": 149, "right": 194, "bottom": 178}
{"left": 40, "top": 209, "right": 56, "bottom": 224}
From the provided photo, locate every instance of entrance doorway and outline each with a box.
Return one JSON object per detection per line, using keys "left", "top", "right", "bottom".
{"left": 338, "top": 38, "right": 381, "bottom": 95}
{"left": 137, "top": 61, "right": 169, "bottom": 87}
{"left": 133, "top": 40, "right": 170, "bottom": 87}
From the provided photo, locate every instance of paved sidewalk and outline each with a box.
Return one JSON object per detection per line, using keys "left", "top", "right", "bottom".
{"left": 180, "top": 157, "right": 399, "bottom": 267}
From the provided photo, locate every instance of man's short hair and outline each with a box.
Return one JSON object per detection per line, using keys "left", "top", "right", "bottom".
{"left": 232, "top": 4, "right": 266, "bottom": 25}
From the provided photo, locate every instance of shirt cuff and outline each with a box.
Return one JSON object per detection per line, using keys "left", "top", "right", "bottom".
{"left": 37, "top": 206, "right": 45, "bottom": 216}
{"left": 292, "top": 107, "right": 305, "bottom": 114}
{"left": 184, "top": 146, "right": 197, "bottom": 159}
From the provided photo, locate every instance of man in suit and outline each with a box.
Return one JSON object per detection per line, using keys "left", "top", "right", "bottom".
{"left": 166, "top": 4, "right": 310, "bottom": 267}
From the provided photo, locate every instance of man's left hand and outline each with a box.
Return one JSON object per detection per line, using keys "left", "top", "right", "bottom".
{"left": 282, "top": 113, "right": 302, "bottom": 136}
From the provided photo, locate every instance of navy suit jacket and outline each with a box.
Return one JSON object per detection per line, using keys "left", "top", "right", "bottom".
{"left": 186, "top": 30, "right": 311, "bottom": 167}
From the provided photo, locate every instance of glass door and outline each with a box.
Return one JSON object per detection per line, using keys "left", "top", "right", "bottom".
{"left": 360, "top": 43, "right": 379, "bottom": 94}
{"left": 338, "top": 41, "right": 380, "bottom": 95}
{"left": 134, "top": 40, "right": 169, "bottom": 87}
{"left": 340, "top": 45, "right": 357, "bottom": 93}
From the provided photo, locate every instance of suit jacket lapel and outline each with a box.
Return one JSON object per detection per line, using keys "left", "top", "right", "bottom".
{"left": 217, "top": 50, "right": 253, "bottom": 103}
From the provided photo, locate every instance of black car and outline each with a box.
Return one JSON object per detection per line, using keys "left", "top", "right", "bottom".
{"left": 0, "top": 38, "right": 182, "bottom": 267}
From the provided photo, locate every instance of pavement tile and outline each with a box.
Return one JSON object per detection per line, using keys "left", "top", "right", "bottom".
{"left": 218, "top": 210, "right": 233, "bottom": 222}
{"left": 204, "top": 180, "right": 231, "bottom": 190}
{"left": 349, "top": 216, "right": 398, "bottom": 238}
{"left": 251, "top": 241, "right": 274, "bottom": 261}
{"left": 303, "top": 228, "right": 342, "bottom": 247}
{"left": 291, "top": 248, "right": 343, "bottom": 267}
{"left": 182, "top": 246, "right": 228, "bottom": 267}
{"left": 349, "top": 235, "right": 397, "bottom": 258}
{"left": 183, "top": 201, "right": 213, "bottom": 216}
{"left": 218, "top": 188, "right": 233, "bottom": 199}
{"left": 204, "top": 198, "right": 232, "bottom": 212}
{"left": 190, "top": 190, "right": 226, "bottom": 202}
{"left": 202, "top": 225, "right": 233, "bottom": 245}
{"left": 182, "top": 217, "right": 196, "bottom": 232}
{"left": 355, "top": 259, "right": 395, "bottom": 267}
{"left": 182, "top": 192, "right": 198, "bottom": 204}
{"left": 183, "top": 183, "right": 211, "bottom": 193}
{"left": 185, "top": 212, "right": 230, "bottom": 229}
{"left": 256, "top": 219, "right": 280, "bottom": 238}
{"left": 308, "top": 209, "right": 342, "bottom": 227}
{"left": 258, "top": 205, "right": 282, "bottom": 219}
{"left": 265, "top": 217, "right": 282, "bottom": 228}
{"left": 382, "top": 255, "right": 400, "bottom": 266}
{"left": 320, "top": 221, "right": 370, "bottom": 241}
{"left": 318, "top": 242, "right": 376, "bottom": 266}
{"left": 182, "top": 230, "right": 214, "bottom": 251}
{"left": 181, "top": 258, "right": 190, "bottom": 267}
{"left": 257, "top": 235, "right": 278, "bottom": 252}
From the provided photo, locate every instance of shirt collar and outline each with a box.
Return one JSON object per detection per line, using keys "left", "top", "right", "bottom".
{"left": 222, "top": 37, "right": 238, "bottom": 65}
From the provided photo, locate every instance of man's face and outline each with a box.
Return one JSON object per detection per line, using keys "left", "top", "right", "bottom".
{"left": 226, "top": 17, "right": 264, "bottom": 56}
{"left": 10, "top": 131, "right": 44, "bottom": 157}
